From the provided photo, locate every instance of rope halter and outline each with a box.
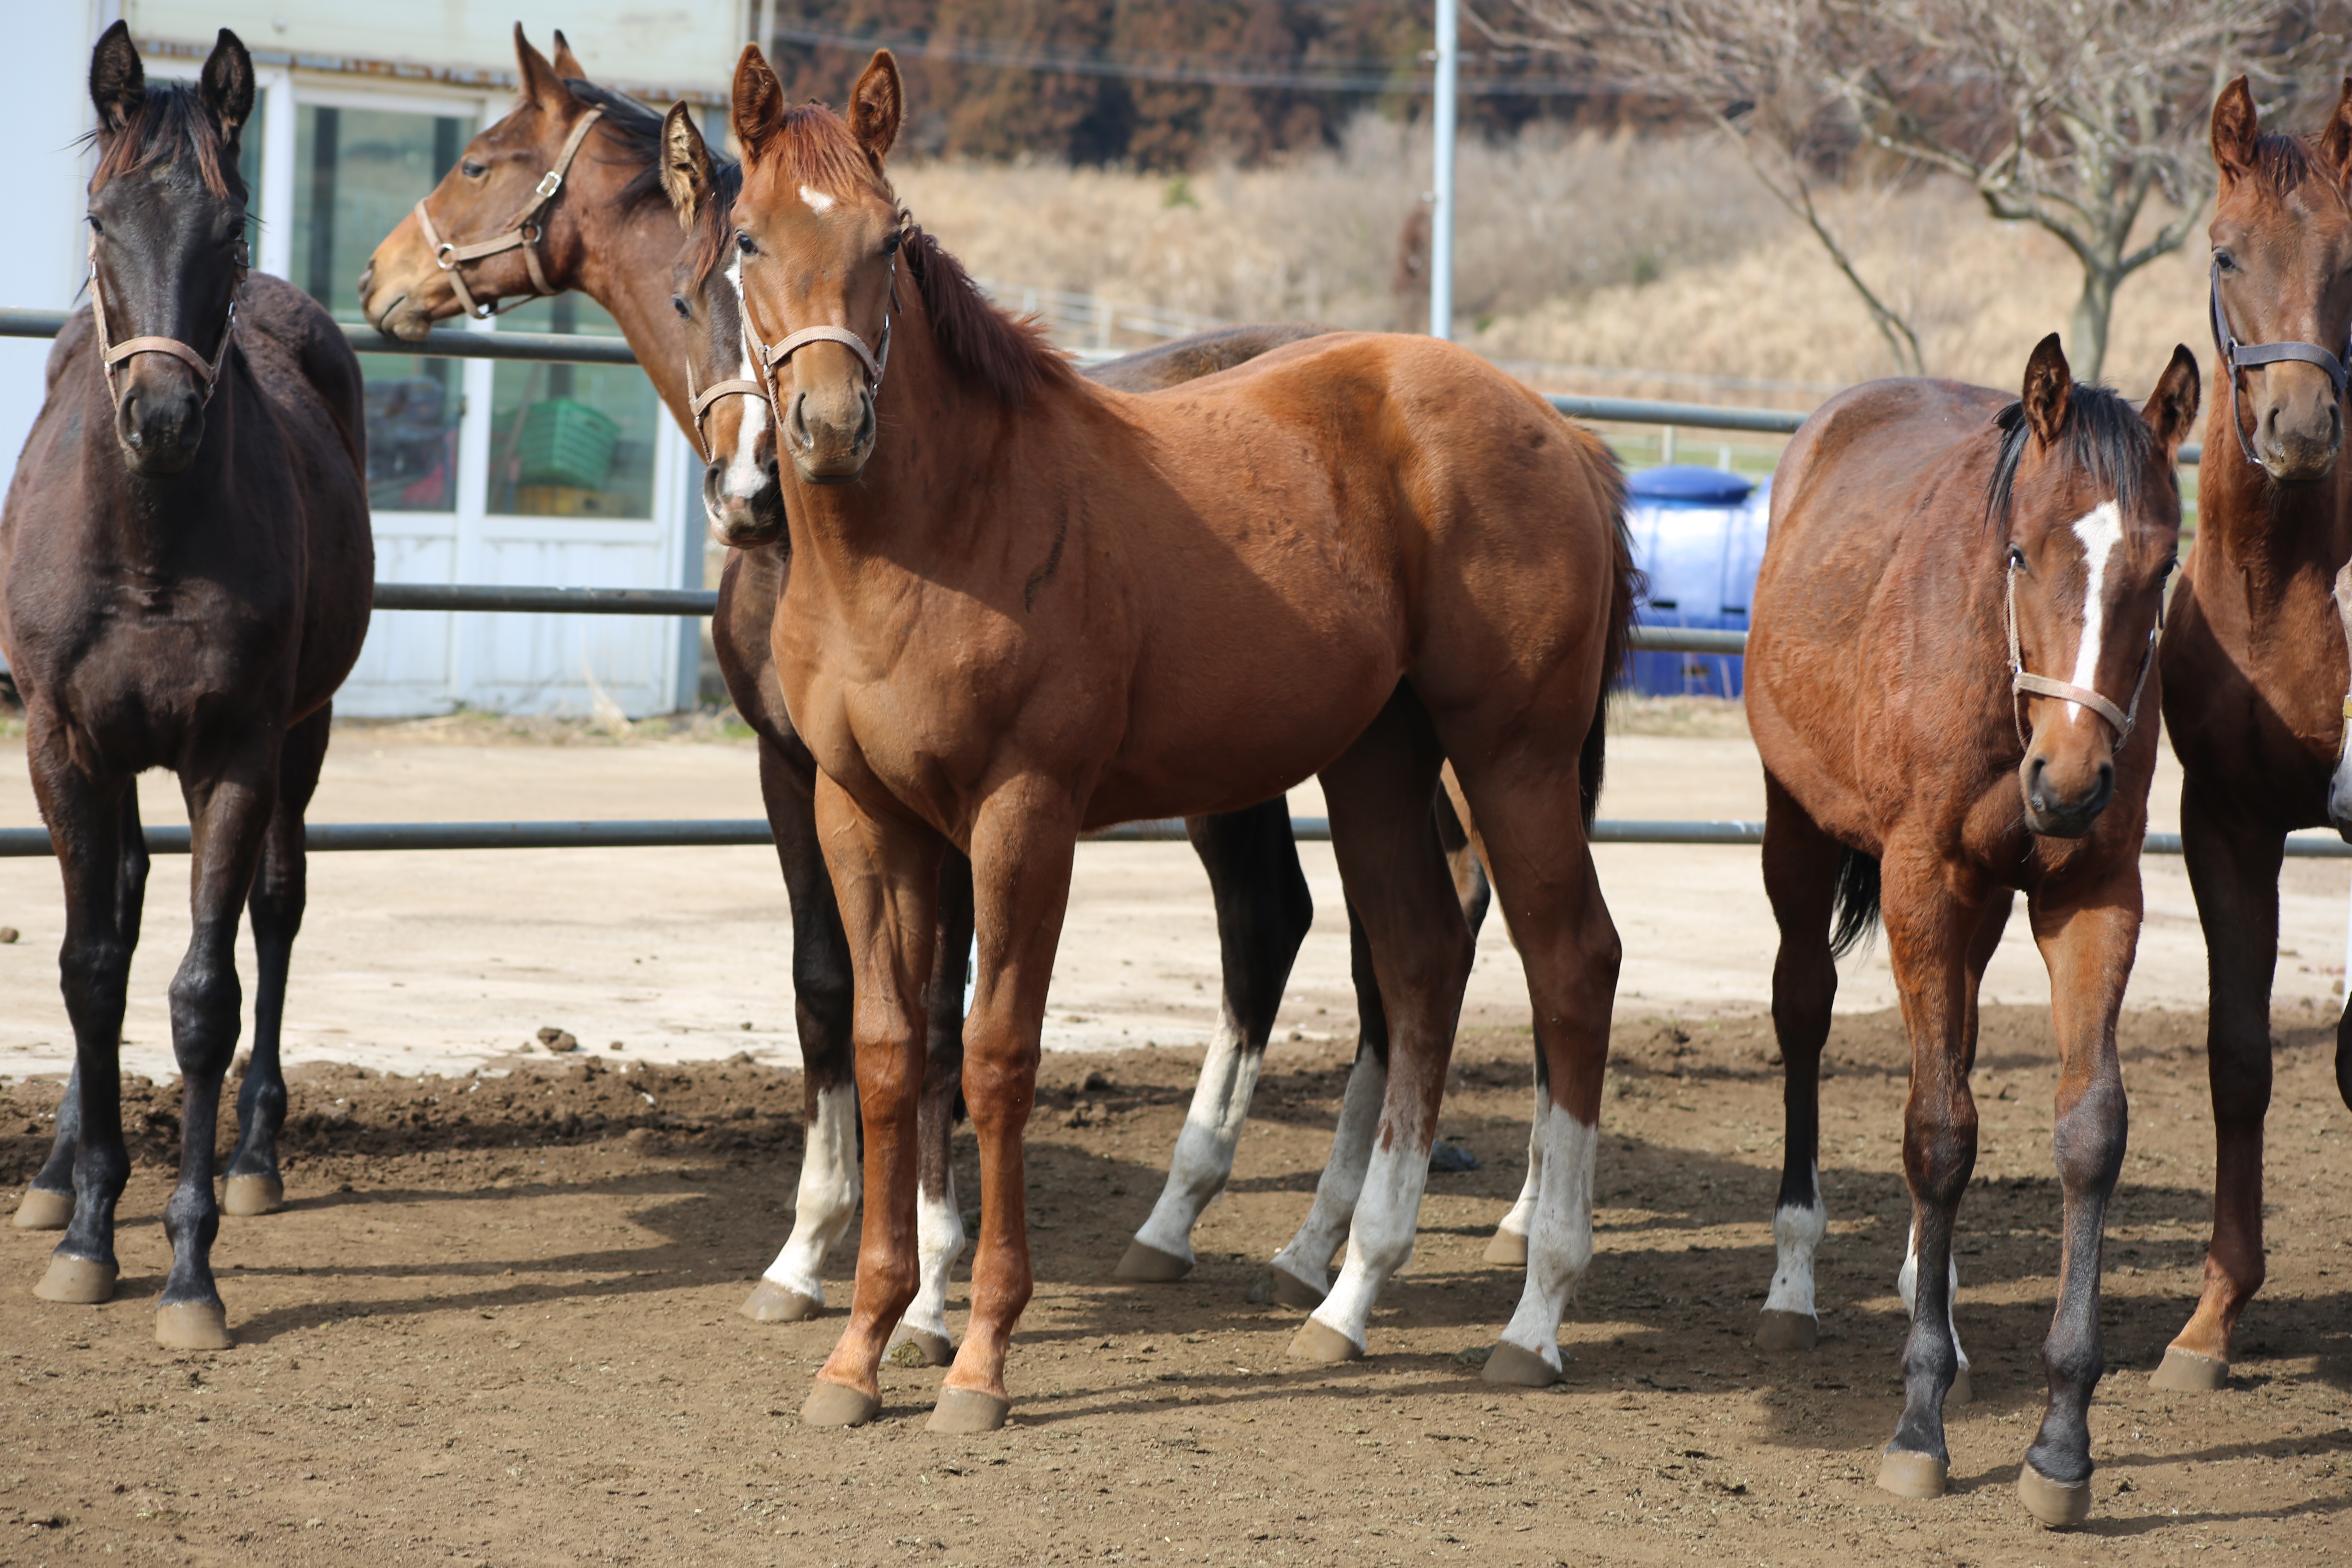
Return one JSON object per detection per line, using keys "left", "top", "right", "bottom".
{"left": 412, "top": 106, "right": 605, "bottom": 319}
{"left": 86, "top": 227, "right": 243, "bottom": 411}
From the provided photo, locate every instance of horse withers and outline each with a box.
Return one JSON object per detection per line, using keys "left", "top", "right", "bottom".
{"left": 2154, "top": 76, "right": 2352, "bottom": 1395}
{"left": 1, "top": 27, "right": 372, "bottom": 1346}
{"left": 1746, "top": 336, "right": 2197, "bottom": 1526}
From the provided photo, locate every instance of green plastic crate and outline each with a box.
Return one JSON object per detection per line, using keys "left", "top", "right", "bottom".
{"left": 514, "top": 398, "right": 619, "bottom": 492}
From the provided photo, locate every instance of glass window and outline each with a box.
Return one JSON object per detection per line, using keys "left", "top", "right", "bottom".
{"left": 487, "top": 294, "right": 659, "bottom": 520}
{"left": 292, "top": 104, "right": 469, "bottom": 514}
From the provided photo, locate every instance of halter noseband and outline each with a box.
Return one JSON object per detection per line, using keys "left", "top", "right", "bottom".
{"left": 683, "top": 356, "right": 767, "bottom": 464}
{"left": 86, "top": 228, "right": 243, "bottom": 411}
{"left": 2209, "top": 258, "right": 2352, "bottom": 468}
{"left": 412, "top": 106, "right": 605, "bottom": 319}
{"left": 739, "top": 249, "right": 898, "bottom": 420}
{"left": 2005, "top": 555, "right": 2156, "bottom": 742}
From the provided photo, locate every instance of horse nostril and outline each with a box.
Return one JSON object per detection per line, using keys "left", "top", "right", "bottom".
{"left": 788, "top": 394, "right": 813, "bottom": 450}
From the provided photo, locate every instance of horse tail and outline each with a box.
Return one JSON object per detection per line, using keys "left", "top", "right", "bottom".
{"left": 1581, "top": 455, "right": 1642, "bottom": 828}
{"left": 1827, "top": 847, "right": 1882, "bottom": 960}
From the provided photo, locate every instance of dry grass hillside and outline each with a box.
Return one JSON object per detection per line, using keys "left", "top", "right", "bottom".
{"left": 892, "top": 116, "right": 2215, "bottom": 416}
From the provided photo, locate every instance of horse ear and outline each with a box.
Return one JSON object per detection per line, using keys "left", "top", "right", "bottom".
{"left": 514, "top": 24, "right": 573, "bottom": 114}
{"left": 550, "top": 30, "right": 588, "bottom": 83}
{"left": 2141, "top": 344, "right": 2202, "bottom": 457}
{"left": 660, "top": 102, "right": 712, "bottom": 233}
{"left": 198, "top": 29, "right": 256, "bottom": 137}
{"left": 2022, "top": 332, "right": 2071, "bottom": 446}
{"left": 2212, "top": 76, "right": 2259, "bottom": 186}
{"left": 733, "top": 45, "right": 786, "bottom": 159}
{"left": 2319, "top": 79, "right": 2352, "bottom": 181}
{"left": 88, "top": 20, "right": 145, "bottom": 135}
{"left": 849, "top": 51, "right": 903, "bottom": 163}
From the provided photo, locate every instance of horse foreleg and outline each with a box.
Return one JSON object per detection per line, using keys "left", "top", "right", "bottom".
{"left": 1263, "top": 906, "right": 1388, "bottom": 1307}
{"left": 2160, "top": 787, "right": 2283, "bottom": 1390}
{"left": 1122, "top": 800, "right": 1310, "bottom": 1283}
{"left": 2009, "top": 871, "right": 2136, "bottom": 1528}
{"left": 891, "top": 849, "right": 974, "bottom": 1366}
{"left": 225, "top": 706, "right": 330, "bottom": 1217}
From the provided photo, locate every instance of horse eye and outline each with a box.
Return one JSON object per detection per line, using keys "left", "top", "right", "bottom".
{"left": 461, "top": 160, "right": 488, "bottom": 178}
{"left": 882, "top": 231, "right": 901, "bottom": 256}
{"left": 2214, "top": 250, "right": 2236, "bottom": 273}
{"left": 672, "top": 294, "right": 692, "bottom": 321}
{"left": 2007, "top": 545, "right": 2027, "bottom": 570}
{"left": 736, "top": 232, "right": 756, "bottom": 256}
{"left": 86, "top": 216, "right": 102, "bottom": 236}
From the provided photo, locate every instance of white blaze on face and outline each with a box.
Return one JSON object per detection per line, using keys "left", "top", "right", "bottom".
{"left": 2064, "top": 499, "right": 2125, "bottom": 722}
{"left": 718, "top": 252, "right": 772, "bottom": 505}
{"left": 798, "top": 184, "right": 835, "bottom": 214}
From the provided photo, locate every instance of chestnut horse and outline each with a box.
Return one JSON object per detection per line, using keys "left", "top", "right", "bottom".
{"left": 1747, "top": 335, "right": 2198, "bottom": 1526}
{"left": 355, "top": 29, "right": 1519, "bottom": 1359}
{"left": 728, "top": 48, "right": 1633, "bottom": 1433}
{"left": 2, "top": 27, "right": 372, "bottom": 1345}
{"left": 2150, "top": 79, "right": 2352, "bottom": 1396}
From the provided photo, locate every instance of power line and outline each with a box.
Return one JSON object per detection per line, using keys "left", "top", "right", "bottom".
{"left": 766, "top": 22, "right": 1587, "bottom": 97}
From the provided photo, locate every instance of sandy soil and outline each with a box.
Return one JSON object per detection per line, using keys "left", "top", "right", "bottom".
{"left": 3, "top": 1006, "right": 2348, "bottom": 1566}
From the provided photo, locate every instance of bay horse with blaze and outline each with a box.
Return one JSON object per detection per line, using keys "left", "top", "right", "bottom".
{"left": 728, "top": 47, "right": 1633, "bottom": 1432}
{"left": 4, "top": 27, "right": 373, "bottom": 1347}
{"left": 1746, "top": 334, "right": 2198, "bottom": 1526}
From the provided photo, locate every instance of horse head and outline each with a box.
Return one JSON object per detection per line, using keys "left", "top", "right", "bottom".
{"left": 658, "top": 102, "right": 783, "bottom": 547}
{"left": 359, "top": 24, "right": 604, "bottom": 339}
{"left": 726, "top": 48, "right": 906, "bottom": 486}
{"left": 2208, "top": 76, "right": 2352, "bottom": 485}
{"left": 1998, "top": 334, "right": 2199, "bottom": 838}
{"left": 84, "top": 23, "right": 252, "bottom": 477}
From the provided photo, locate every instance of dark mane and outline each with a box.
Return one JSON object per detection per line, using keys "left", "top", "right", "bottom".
{"left": 1985, "top": 383, "right": 2159, "bottom": 531}
{"left": 87, "top": 80, "right": 239, "bottom": 200}
{"left": 900, "top": 223, "right": 1076, "bottom": 407}
{"left": 682, "top": 158, "right": 746, "bottom": 288}
{"left": 558, "top": 80, "right": 679, "bottom": 213}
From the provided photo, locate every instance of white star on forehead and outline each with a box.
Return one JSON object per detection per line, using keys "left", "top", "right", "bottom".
{"left": 799, "top": 185, "right": 835, "bottom": 214}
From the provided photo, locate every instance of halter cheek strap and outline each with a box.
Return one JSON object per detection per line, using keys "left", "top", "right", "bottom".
{"left": 741, "top": 251, "right": 898, "bottom": 418}
{"left": 2005, "top": 557, "right": 2154, "bottom": 742}
{"left": 86, "top": 230, "right": 242, "bottom": 410}
{"left": 682, "top": 357, "right": 767, "bottom": 464}
{"left": 2209, "top": 259, "right": 2352, "bottom": 468}
{"left": 412, "top": 106, "right": 605, "bottom": 319}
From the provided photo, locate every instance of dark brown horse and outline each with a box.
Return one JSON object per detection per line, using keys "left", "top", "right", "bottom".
{"left": 2, "top": 27, "right": 373, "bottom": 1347}
{"left": 355, "top": 30, "right": 1511, "bottom": 1361}
{"left": 1747, "top": 336, "right": 2198, "bottom": 1526}
{"left": 728, "top": 48, "right": 1633, "bottom": 1433}
{"left": 2154, "top": 78, "right": 2352, "bottom": 1393}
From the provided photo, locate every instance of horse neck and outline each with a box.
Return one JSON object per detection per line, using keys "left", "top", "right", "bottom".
{"left": 549, "top": 185, "right": 694, "bottom": 430}
{"left": 2196, "top": 366, "right": 2352, "bottom": 603}
{"left": 74, "top": 351, "right": 241, "bottom": 568}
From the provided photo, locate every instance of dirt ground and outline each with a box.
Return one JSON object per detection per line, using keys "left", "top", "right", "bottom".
{"left": 3, "top": 1001, "right": 2348, "bottom": 1567}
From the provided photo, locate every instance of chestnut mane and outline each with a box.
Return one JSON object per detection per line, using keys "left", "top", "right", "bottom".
{"left": 2247, "top": 130, "right": 2351, "bottom": 205}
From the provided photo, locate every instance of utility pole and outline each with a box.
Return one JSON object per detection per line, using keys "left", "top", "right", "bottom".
{"left": 1429, "top": 0, "right": 1457, "bottom": 341}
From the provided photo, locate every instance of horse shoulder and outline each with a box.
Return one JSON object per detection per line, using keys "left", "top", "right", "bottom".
{"left": 236, "top": 275, "right": 368, "bottom": 474}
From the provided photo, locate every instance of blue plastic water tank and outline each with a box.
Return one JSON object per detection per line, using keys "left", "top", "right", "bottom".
{"left": 1622, "top": 464, "right": 1770, "bottom": 699}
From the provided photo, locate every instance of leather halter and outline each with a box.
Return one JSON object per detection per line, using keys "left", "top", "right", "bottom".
{"left": 2005, "top": 555, "right": 2155, "bottom": 741}
{"left": 741, "top": 251, "right": 897, "bottom": 419}
{"left": 86, "top": 228, "right": 242, "bottom": 410}
{"left": 683, "top": 353, "right": 766, "bottom": 464}
{"left": 412, "top": 106, "right": 605, "bottom": 319}
{"left": 2209, "top": 258, "right": 2352, "bottom": 467}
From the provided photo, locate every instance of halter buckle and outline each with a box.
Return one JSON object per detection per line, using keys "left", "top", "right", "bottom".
{"left": 534, "top": 170, "right": 565, "bottom": 201}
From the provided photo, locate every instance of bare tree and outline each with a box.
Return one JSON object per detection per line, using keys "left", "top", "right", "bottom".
{"left": 1493, "top": 0, "right": 2325, "bottom": 380}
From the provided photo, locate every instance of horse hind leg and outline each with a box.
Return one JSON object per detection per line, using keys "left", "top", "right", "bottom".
{"left": 891, "top": 850, "right": 975, "bottom": 1365}
{"left": 224, "top": 707, "right": 331, "bottom": 1218}
{"left": 1755, "top": 776, "right": 1843, "bottom": 1352}
{"left": 1121, "top": 799, "right": 1311, "bottom": 1283}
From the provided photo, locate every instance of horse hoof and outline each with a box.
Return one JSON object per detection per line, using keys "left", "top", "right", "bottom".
{"left": 1947, "top": 1368, "right": 1973, "bottom": 1407}
{"left": 156, "top": 1302, "right": 233, "bottom": 1351}
{"left": 800, "top": 1378, "right": 881, "bottom": 1428}
{"left": 221, "top": 1175, "right": 284, "bottom": 1216}
{"left": 1875, "top": 1449, "right": 1949, "bottom": 1500}
{"left": 1479, "top": 1340, "right": 1559, "bottom": 1388}
{"left": 739, "top": 1280, "right": 822, "bottom": 1323}
{"left": 1287, "top": 1317, "right": 1362, "bottom": 1364}
{"left": 927, "top": 1386, "right": 1011, "bottom": 1434}
{"left": 1754, "top": 1310, "right": 1817, "bottom": 1352}
{"left": 11, "top": 1187, "right": 73, "bottom": 1230}
{"left": 2016, "top": 1464, "right": 2092, "bottom": 1528}
{"left": 1481, "top": 1228, "right": 1528, "bottom": 1267}
{"left": 33, "top": 1254, "right": 117, "bottom": 1304}
{"left": 1114, "top": 1239, "right": 1192, "bottom": 1283}
{"left": 889, "top": 1330, "right": 954, "bottom": 1368}
{"left": 1270, "top": 1266, "right": 1326, "bottom": 1312}
{"left": 2151, "top": 1347, "right": 2227, "bottom": 1392}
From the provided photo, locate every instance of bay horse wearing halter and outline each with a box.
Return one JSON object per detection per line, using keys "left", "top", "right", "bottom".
{"left": 728, "top": 47, "right": 1633, "bottom": 1433}
{"left": 356, "top": 27, "right": 1520, "bottom": 1360}
{"left": 2152, "top": 77, "right": 2352, "bottom": 1394}
{"left": 2, "top": 26, "right": 373, "bottom": 1347}
{"left": 1747, "top": 335, "right": 2198, "bottom": 1526}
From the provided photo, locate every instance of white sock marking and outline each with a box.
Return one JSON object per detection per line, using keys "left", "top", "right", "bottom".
{"left": 1762, "top": 1171, "right": 1827, "bottom": 1318}
{"left": 1269, "top": 1047, "right": 1386, "bottom": 1292}
{"left": 764, "top": 1082, "right": 859, "bottom": 1304}
{"left": 1494, "top": 1102, "right": 1598, "bottom": 1369}
{"left": 893, "top": 1165, "right": 964, "bottom": 1351}
{"left": 1310, "top": 1091, "right": 1436, "bottom": 1352}
{"left": 2065, "top": 500, "right": 2123, "bottom": 722}
{"left": 1897, "top": 1221, "right": 1971, "bottom": 1379}
{"left": 1132, "top": 1006, "right": 1263, "bottom": 1265}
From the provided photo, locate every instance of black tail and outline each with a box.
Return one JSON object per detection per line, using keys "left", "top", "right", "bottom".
{"left": 1827, "top": 847, "right": 1882, "bottom": 960}
{"left": 1580, "top": 454, "right": 1644, "bottom": 827}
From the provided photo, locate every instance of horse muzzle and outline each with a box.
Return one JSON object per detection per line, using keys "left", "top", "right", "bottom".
{"left": 116, "top": 381, "right": 206, "bottom": 476}
{"left": 356, "top": 257, "right": 440, "bottom": 344}
{"left": 783, "top": 384, "right": 875, "bottom": 486}
{"left": 2019, "top": 751, "right": 2115, "bottom": 839}
{"left": 2254, "top": 376, "right": 2343, "bottom": 484}
{"left": 704, "top": 461, "right": 786, "bottom": 548}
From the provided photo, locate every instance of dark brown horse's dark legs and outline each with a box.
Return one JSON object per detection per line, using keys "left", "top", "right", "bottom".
{"left": 2163, "top": 787, "right": 2285, "bottom": 1382}
{"left": 1756, "top": 773, "right": 1841, "bottom": 1349}
{"left": 896, "top": 848, "right": 976, "bottom": 1362}
{"left": 226, "top": 706, "right": 331, "bottom": 1216}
